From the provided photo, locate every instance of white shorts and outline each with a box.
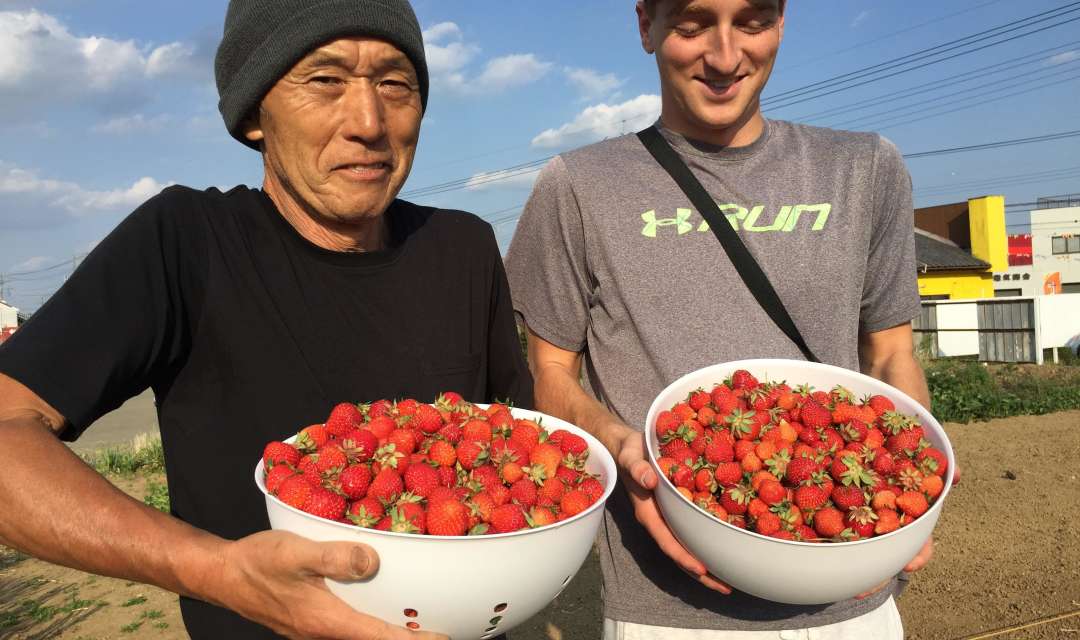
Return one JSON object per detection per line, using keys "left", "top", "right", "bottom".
{"left": 602, "top": 596, "right": 903, "bottom": 640}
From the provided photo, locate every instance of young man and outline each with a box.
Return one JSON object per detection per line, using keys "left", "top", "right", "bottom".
{"left": 0, "top": 1, "right": 529, "bottom": 639}
{"left": 506, "top": 1, "right": 941, "bottom": 638}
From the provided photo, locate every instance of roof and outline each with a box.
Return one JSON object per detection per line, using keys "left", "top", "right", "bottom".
{"left": 914, "top": 228, "right": 991, "bottom": 272}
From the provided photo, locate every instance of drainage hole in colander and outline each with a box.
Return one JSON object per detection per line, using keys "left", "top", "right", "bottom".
{"left": 481, "top": 634, "right": 496, "bottom": 639}
{"left": 403, "top": 609, "right": 418, "bottom": 618}
{"left": 484, "top": 626, "right": 497, "bottom": 633}
{"left": 562, "top": 575, "right": 572, "bottom": 586}
{"left": 406, "top": 622, "right": 420, "bottom": 630}
{"left": 489, "top": 615, "right": 503, "bottom": 626}
{"left": 494, "top": 602, "right": 508, "bottom": 612}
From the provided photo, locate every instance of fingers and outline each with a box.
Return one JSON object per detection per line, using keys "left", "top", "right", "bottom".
{"left": 616, "top": 432, "right": 657, "bottom": 489}
{"left": 292, "top": 539, "right": 380, "bottom": 582}
{"left": 680, "top": 566, "right": 732, "bottom": 594}
{"left": 299, "top": 592, "right": 448, "bottom": 640}
{"left": 854, "top": 578, "right": 891, "bottom": 600}
{"left": 952, "top": 461, "right": 962, "bottom": 485}
{"left": 903, "top": 537, "right": 934, "bottom": 573}
{"left": 629, "top": 490, "right": 707, "bottom": 576}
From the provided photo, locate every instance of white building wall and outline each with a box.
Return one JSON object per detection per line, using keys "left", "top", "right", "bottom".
{"left": 1030, "top": 205, "right": 1080, "bottom": 294}
{"left": 0, "top": 302, "right": 17, "bottom": 329}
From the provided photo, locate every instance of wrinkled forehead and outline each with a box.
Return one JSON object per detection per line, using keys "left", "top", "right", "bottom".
{"left": 646, "top": 0, "right": 785, "bottom": 18}
{"left": 292, "top": 37, "right": 417, "bottom": 76}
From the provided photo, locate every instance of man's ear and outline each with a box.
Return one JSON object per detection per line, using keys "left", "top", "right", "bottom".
{"left": 242, "top": 110, "right": 264, "bottom": 144}
{"left": 636, "top": 1, "right": 656, "bottom": 54}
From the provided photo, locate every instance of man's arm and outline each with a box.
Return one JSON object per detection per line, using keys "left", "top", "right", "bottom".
{"left": 858, "top": 322, "right": 930, "bottom": 409}
{"left": 527, "top": 329, "right": 730, "bottom": 593}
{"left": 0, "top": 373, "right": 443, "bottom": 640}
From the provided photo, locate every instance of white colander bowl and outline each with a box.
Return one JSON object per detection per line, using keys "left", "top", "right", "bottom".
{"left": 255, "top": 407, "right": 616, "bottom": 639}
{"left": 645, "top": 359, "right": 955, "bottom": 605}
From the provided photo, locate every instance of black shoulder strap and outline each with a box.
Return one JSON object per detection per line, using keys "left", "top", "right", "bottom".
{"left": 636, "top": 126, "right": 820, "bottom": 363}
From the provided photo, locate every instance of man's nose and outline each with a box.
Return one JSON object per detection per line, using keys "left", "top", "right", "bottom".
{"left": 701, "top": 27, "right": 743, "bottom": 77}
{"left": 339, "top": 79, "right": 388, "bottom": 143}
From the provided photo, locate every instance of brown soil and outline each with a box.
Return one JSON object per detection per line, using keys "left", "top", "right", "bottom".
{"left": 4, "top": 411, "right": 1079, "bottom": 640}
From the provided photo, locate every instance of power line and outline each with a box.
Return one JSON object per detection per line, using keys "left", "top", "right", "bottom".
{"left": 902, "top": 130, "right": 1080, "bottom": 159}
{"left": 793, "top": 40, "right": 1080, "bottom": 125}
{"left": 762, "top": 1, "right": 1080, "bottom": 109}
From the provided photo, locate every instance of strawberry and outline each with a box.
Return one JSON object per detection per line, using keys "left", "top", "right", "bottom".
{"left": 315, "top": 444, "right": 348, "bottom": 474}
{"left": 560, "top": 489, "right": 592, "bottom": 517}
{"left": 325, "top": 402, "right": 363, "bottom": 438}
{"left": 655, "top": 411, "right": 679, "bottom": 440}
{"left": 555, "top": 431, "right": 588, "bottom": 457}
{"left": 437, "top": 422, "right": 463, "bottom": 444}
{"left": 368, "top": 468, "right": 403, "bottom": 504}
{"left": 462, "top": 419, "right": 493, "bottom": 443}
{"left": 874, "top": 508, "right": 900, "bottom": 535}
{"left": 394, "top": 399, "right": 420, "bottom": 417}
{"left": 296, "top": 424, "right": 329, "bottom": 453}
{"left": 920, "top": 474, "right": 945, "bottom": 500}
{"left": 719, "top": 485, "right": 753, "bottom": 516}
{"left": 528, "top": 506, "right": 558, "bottom": 528}
{"left": 469, "top": 492, "right": 496, "bottom": 523}
{"left": 916, "top": 447, "right": 948, "bottom": 478}
{"left": 846, "top": 506, "right": 877, "bottom": 539}
{"left": 688, "top": 389, "right": 711, "bottom": 411}
{"left": 871, "top": 490, "right": 897, "bottom": 511}
{"left": 339, "top": 464, "right": 373, "bottom": 499}
{"left": 263, "top": 441, "right": 300, "bottom": 468}
{"left": 347, "top": 496, "right": 384, "bottom": 527}
{"left": 538, "top": 476, "right": 566, "bottom": 503}
{"left": 510, "top": 478, "right": 539, "bottom": 507}
{"left": 794, "top": 484, "right": 829, "bottom": 512}
{"left": 340, "top": 429, "right": 378, "bottom": 462}
{"left": 411, "top": 404, "right": 444, "bottom": 434}
{"left": 456, "top": 440, "right": 488, "bottom": 470}
{"left": 301, "top": 487, "right": 346, "bottom": 521}
{"left": 580, "top": 476, "right": 604, "bottom": 502}
{"left": 813, "top": 507, "right": 846, "bottom": 538}
{"left": 265, "top": 464, "right": 296, "bottom": 494}
{"left": 839, "top": 419, "right": 868, "bottom": 443}
{"left": 366, "top": 415, "right": 396, "bottom": 439}
{"left": 427, "top": 440, "right": 457, "bottom": 467}
{"left": 870, "top": 447, "right": 895, "bottom": 476}
{"left": 426, "top": 498, "right": 469, "bottom": 536}
{"left": 754, "top": 511, "right": 783, "bottom": 536}
{"left": 757, "top": 479, "right": 786, "bottom": 505}
{"left": 784, "top": 455, "right": 820, "bottom": 486}
{"left": 704, "top": 438, "right": 735, "bottom": 464}
{"left": 867, "top": 394, "right": 896, "bottom": 417}
{"left": 896, "top": 491, "right": 929, "bottom": 518}
{"left": 886, "top": 431, "right": 922, "bottom": 458}
{"left": 799, "top": 400, "right": 832, "bottom": 431}
{"left": 403, "top": 462, "right": 440, "bottom": 498}
{"left": 529, "top": 443, "right": 563, "bottom": 479}
{"left": 471, "top": 465, "right": 501, "bottom": 492}
{"left": 730, "top": 369, "right": 759, "bottom": 391}
{"left": 510, "top": 421, "right": 542, "bottom": 453}
{"left": 831, "top": 485, "right": 867, "bottom": 511}
{"left": 489, "top": 504, "right": 528, "bottom": 533}
{"left": 714, "top": 462, "right": 743, "bottom": 488}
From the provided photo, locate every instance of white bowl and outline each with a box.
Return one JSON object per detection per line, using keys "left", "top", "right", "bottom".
{"left": 645, "top": 359, "right": 956, "bottom": 605}
{"left": 255, "top": 407, "right": 617, "bottom": 639}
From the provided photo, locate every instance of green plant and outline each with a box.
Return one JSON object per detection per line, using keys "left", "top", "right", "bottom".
{"left": 120, "top": 620, "right": 143, "bottom": 633}
{"left": 121, "top": 596, "right": 147, "bottom": 607}
{"left": 82, "top": 434, "right": 165, "bottom": 476}
{"left": 143, "top": 481, "right": 170, "bottom": 513}
{"left": 925, "top": 359, "right": 1080, "bottom": 423}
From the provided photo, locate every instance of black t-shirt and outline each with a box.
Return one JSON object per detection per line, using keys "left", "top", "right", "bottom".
{"left": 0, "top": 185, "right": 533, "bottom": 639}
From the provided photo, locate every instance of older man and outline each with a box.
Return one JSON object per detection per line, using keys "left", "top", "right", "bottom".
{"left": 0, "top": 1, "right": 530, "bottom": 639}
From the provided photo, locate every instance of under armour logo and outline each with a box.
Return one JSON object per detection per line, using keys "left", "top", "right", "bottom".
{"left": 641, "top": 208, "right": 694, "bottom": 237}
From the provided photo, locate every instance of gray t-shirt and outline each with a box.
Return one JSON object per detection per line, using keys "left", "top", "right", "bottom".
{"left": 505, "top": 119, "right": 920, "bottom": 630}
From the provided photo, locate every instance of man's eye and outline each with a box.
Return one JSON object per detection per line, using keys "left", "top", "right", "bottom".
{"left": 674, "top": 23, "right": 706, "bottom": 36}
{"left": 378, "top": 80, "right": 414, "bottom": 97}
{"left": 311, "top": 76, "right": 343, "bottom": 86}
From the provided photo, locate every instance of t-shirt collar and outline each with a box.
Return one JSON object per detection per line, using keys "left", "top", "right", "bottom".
{"left": 653, "top": 117, "right": 771, "bottom": 162}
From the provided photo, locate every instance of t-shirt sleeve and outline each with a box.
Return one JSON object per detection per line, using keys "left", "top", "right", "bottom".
{"left": 860, "top": 136, "right": 921, "bottom": 334}
{"left": 0, "top": 188, "right": 206, "bottom": 440}
{"left": 484, "top": 236, "right": 535, "bottom": 410}
{"left": 504, "top": 156, "right": 593, "bottom": 353}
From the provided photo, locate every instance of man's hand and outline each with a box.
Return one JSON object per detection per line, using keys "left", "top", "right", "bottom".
{"left": 615, "top": 428, "right": 731, "bottom": 594}
{"left": 214, "top": 530, "right": 446, "bottom": 640}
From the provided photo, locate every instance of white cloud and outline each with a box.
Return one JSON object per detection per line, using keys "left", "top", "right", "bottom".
{"left": 531, "top": 94, "right": 661, "bottom": 149}
{"left": 93, "top": 113, "right": 173, "bottom": 134}
{"left": 8, "top": 255, "right": 52, "bottom": 271}
{"left": 421, "top": 21, "right": 549, "bottom": 95}
{"left": 474, "top": 54, "right": 552, "bottom": 90}
{"left": 0, "top": 10, "right": 201, "bottom": 118}
{"left": 851, "top": 11, "right": 870, "bottom": 28}
{"left": 564, "top": 66, "right": 625, "bottom": 100}
{"left": 1047, "top": 50, "right": 1079, "bottom": 66}
{"left": 0, "top": 161, "right": 172, "bottom": 228}
{"left": 465, "top": 168, "right": 540, "bottom": 192}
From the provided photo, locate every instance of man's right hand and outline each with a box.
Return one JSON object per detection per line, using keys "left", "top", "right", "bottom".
{"left": 614, "top": 428, "right": 731, "bottom": 595}
{"left": 212, "top": 530, "right": 446, "bottom": 639}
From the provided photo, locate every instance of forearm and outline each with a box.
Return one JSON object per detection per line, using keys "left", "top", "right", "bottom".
{"left": 862, "top": 351, "right": 930, "bottom": 410}
{"left": 532, "top": 363, "right": 631, "bottom": 457}
{"left": 0, "top": 416, "right": 227, "bottom": 604}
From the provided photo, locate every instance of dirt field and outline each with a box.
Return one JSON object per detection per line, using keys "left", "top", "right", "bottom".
{"left": 3, "top": 410, "right": 1079, "bottom": 640}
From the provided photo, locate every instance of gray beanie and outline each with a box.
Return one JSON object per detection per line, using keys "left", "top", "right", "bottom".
{"left": 215, "top": 0, "right": 429, "bottom": 150}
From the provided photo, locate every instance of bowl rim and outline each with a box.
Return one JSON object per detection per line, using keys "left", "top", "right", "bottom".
{"left": 255, "top": 404, "right": 618, "bottom": 541}
{"left": 644, "top": 358, "right": 956, "bottom": 548}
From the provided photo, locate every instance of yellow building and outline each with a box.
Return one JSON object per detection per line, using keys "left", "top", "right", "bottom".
{"left": 913, "top": 196, "right": 1007, "bottom": 300}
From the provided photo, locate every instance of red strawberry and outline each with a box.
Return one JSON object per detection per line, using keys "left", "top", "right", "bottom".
{"left": 730, "top": 369, "right": 759, "bottom": 391}
{"left": 339, "top": 464, "right": 373, "bottom": 499}
{"left": 704, "top": 438, "right": 735, "bottom": 464}
{"left": 411, "top": 404, "right": 444, "bottom": 434}
{"left": 867, "top": 394, "right": 895, "bottom": 417}
{"left": 315, "top": 444, "right": 347, "bottom": 474}
{"left": 301, "top": 487, "right": 347, "bottom": 521}
{"left": 366, "top": 415, "right": 396, "bottom": 439}
{"left": 346, "top": 496, "right": 384, "bottom": 527}
{"left": 509, "top": 421, "right": 541, "bottom": 453}
{"left": 489, "top": 504, "right": 527, "bottom": 533}
{"left": 754, "top": 511, "right": 783, "bottom": 536}
{"left": 510, "top": 478, "right": 539, "bottom": 507}
{"left": 428, "top": 440, "right": 457, "bottom": 467}
{"left": 831, "top": 485, "right": 867, "bottom": 511}
{"left": 394, "top": 399, "right": 420, "bottom": 417}
{"left": 462, "top": 419, "right": 493, "bottom": 443}
{"left": 529, "top": 443, "right": 562, "bottom": 479}
{"left": 757, "top": 479, "right": 786, "bottom": 505}
{"left": 340, "top": 429, "right": 378, "bottom": 462}
{"left": 437, "top": 422, "right": 463, "bottom": 444}
{"left": 799, "top": 401, "right": 832, "bottom": 430}
{"left": 265, "top": 464, "right": 296, "bottom": 494}
{"left": 456, "top": 440, "right": 488, "bottom": 470}
{"left": 528, "top": 506, "right": 558, "bottom": 528}
{"left": 560, "top": 489, "right": 592, "bottom": 517}
{"left": 387, "top": 429, "right": 419, "bottom": 456}
{"left": 885, "top": 431, "right": 922, "bottom": 458}
{"left": 325, "top": 402, "right": 363, "bottom": 438}
{"left": 426, "top": 498, "right": 469, "bottom": 536}
{"left": 263, "top": 441, "right": 300, "bottom": 468}
{"left": 655, "top": 411, "right": 679, "bottom": 440}
{"left": 839, "top": 419, "right": 868, "bottom": 443}
{"left": 813, "top": 506, "right": 845, "bottom": 538}
{"left": 874, "top": 508, "right": 900, "bottom": 534}
{"left": 896, "top": 491, "right": 929, "bottom": 518}
{"left": 916, "top": 447, "right": 948, "bottom": 478}
{"left": 580, "top": 476, "right": 605, "bottom": 502}
{"left": 296, "top": 424, "right": 329, "bottom": 453}
{"left": 555, "top": 431, "right": 588, "bottom": 457}
{"left": 404, "top": 463, "right": 440, "bottom": 498}
{"left": 871, "top": 447, "right": 896, "bottom": 476}
{"left": 794, "top": 484, "right": 829, "bottom": 512}
{"left": 368, "top": 468, "right": 403, "bottom": 503}
{"left": 714, "top": 462, "right": 743, "bottom": 488}
{"left": 846, "top": 506, "right": 877, "bottom": 538}
{"left": 719, "top": 485, "right": 753, "bottom": 516}
{"left": 784, "top": 455, "right": 820, "bottom": 486}
{"left": 471, "top": 464, "right": 502, "bottom": 492}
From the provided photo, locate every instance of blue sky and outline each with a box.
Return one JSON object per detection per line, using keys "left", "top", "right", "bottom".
{"left": 1, "top": 0, "right": 1078, "bottom": 312}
